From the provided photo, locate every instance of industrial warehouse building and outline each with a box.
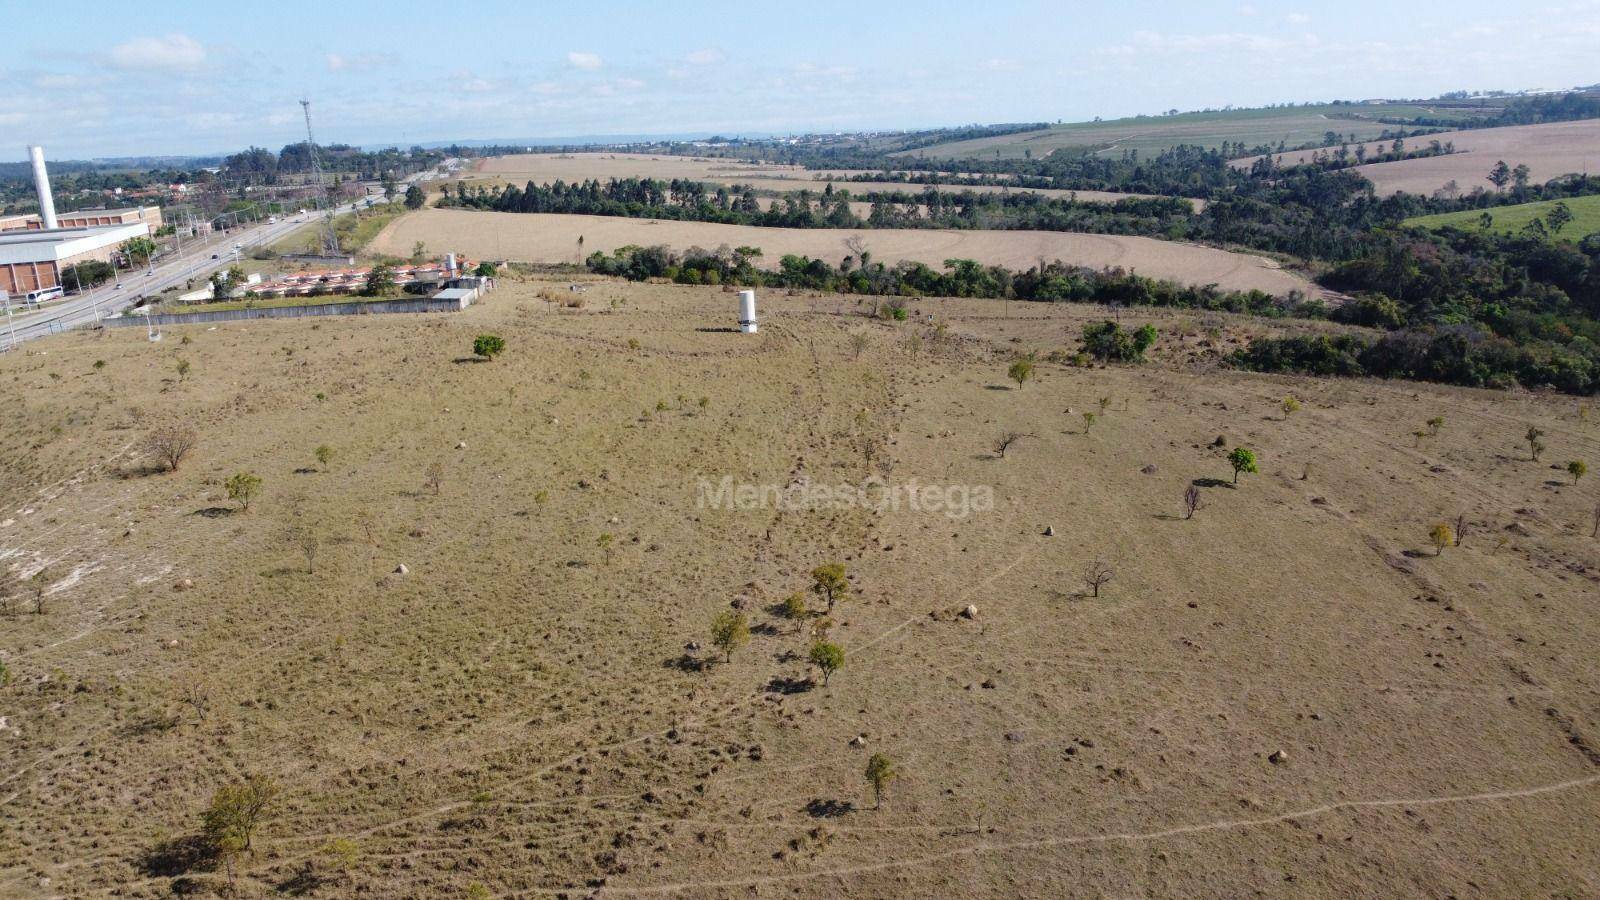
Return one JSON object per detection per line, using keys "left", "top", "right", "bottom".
{"left": 0, "top": 222, "right": 150, "bottom": 295}
{"left": 0, "top": 206, "right": 163, "bottom": 233}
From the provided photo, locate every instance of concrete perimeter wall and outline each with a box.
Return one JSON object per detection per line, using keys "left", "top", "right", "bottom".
{"left": 104, "top": 295, "right": 471, "bottom": 328}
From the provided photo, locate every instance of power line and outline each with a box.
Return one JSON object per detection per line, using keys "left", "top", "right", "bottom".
{"left": 300, "top": 98, "right": 340, "bottom": 255}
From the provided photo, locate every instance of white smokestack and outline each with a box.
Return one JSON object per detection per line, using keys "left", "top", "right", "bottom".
{"left": 28, "top": 146, "right": 58, "bottom": 230}
{"left": 738, "top": 289, "right": 757, "bottom": 333}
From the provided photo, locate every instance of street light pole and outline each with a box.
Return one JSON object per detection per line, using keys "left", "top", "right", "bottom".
{"left": 3, "top": 293, "right": 15, "bottom": 351}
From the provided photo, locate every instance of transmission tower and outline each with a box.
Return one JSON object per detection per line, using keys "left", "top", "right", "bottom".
{"left": 300, "top": 98, "right": 340, "bottom": 255}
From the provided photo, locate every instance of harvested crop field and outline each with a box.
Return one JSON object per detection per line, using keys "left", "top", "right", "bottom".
{"left": 4, "top": 276, "right": 1600, "bottom": 897}
{"left": 1231, "top": 119, "right": 1600, "bottom": 196}
{"left": 373, "top": 209, "right": 1314, "bottom": 296}
{"left": 897, "top": 104, "right": 1489, "bottom": 160}
{"left": 468, "top": 154, "right": 1172, "bottom": 205}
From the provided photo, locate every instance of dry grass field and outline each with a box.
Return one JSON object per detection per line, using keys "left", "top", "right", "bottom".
{"left": 468, "top": 154, "right": 1169, "bottom": 206}
{"left": 372, "top": 209, "right": 1313, "bottom": 297}
{"left": 1231, "top": 119, "right": 1600, "bottom": 196}
{"left": 3, "top": 277, "right": 1600, "bottom": 898}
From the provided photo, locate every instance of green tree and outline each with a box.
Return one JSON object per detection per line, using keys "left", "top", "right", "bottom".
{"left": 864, "top": 753, "right": 896, "bottom": 810}
{"left": 121, "top": 236, "right": 158, "bottom": 266}
{"left": 710, "top": 610, "right": 749, "bottom": 662}
{"left": 1487, "top": 160, "right": 1511, "bottom": 192}
{"left": 314, "top": 445, "right": 335, "bottom": 470}
{"left": 473, "top": 334, "right": 506, "bottom": 361}
{"left": 473, "top": 261, "right": 497, "bottom": 277}
{"left": 201, "top": 773, "right": 279, "bottom": 853}
{"left": 1228, "top": 447, "right": 1258, "bottom": 484}
{"left": 1547, "top": 201, "right": 1574, "bottom": 237}
{"left": 1007, "top": 358, "right": 1034, "bottom": 388}
{"left": 404, "top": 185, "right": 426, "bottom": 209}
{"left": 780, "top": 592, "right": 808, "bottom": 627}
{"left": 1569, "top": 460, "right": 1587, "bottom": 484}
{"left": 363, "top": 263, "right": 396, "bottom": 297}
{"left": 1526, "top": 425, "right": 1545, "bottom": 461}
{"left": 175, "top": 358, "right": 192, "bottom": 381}
{"left": 225, "top": 472, "right": 262, "bottom": 512}
{"left": 811, "top": 562, "right": 849, "bottom": 612}
{"left": 808, "top": 640, "right": 844, "bottom": 685}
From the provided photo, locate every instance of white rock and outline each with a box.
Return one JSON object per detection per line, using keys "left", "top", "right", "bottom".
{"left": 961, "top": 604, "right": 978, "bottom": 620}
{"left": 455, "top": 441, "right": 467, "bottom": 450}
{"left": 1268, "top": 749, "right": 1288, "bottom": 764}
{"left": 393, "top": 563, "right": 409, "bottom": 575}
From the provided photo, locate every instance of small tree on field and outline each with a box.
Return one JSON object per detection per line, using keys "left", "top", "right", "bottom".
{"left": 809, "top": 640, "right": 844, "bottom": 685}
{"left": 423, "top": 461, "right": 445, "bottom": 496}
{"left": 30, "top": 568, "right": 52, "bottom": 615}
{"left": 175, "top": 358, "right": 192, "bottom": 382}
{"left": 226, "top": 472, "right": 262, "bottom": 512}
{"left": 710, "top": 610, "right": 749, "bottom": 662}
{"left": 849, "top": 332, "right": 870, "bottom": 361}
{"left": 811, "top": 563, "right": 849, "bottom": 612}
{"left": 202, "top": 774, "right": 279, "bottom": 866}
{"left": 864, "top": 753, "right": 896, "bottom": 810}
{"left": 1547, "top": 201, "right": 1574, "bottom": 237}
{"left": 1568, "top": 460, "right": 1586, "bottom": 484}
{"left": 1429, "top": 522, "right": 1454, "bottom": 556}
{"left": 1426, "top": 416, "right": 1444, "bottom": 437}
{"left": 1081, "top": 411, "right": 1096, "bottom": 433}
{"left": 287, "top": 517, "right": 321, "bottom": 574}
{"left": 473, "top": 334, "right": 505, "bottom": 361}
{"left": 781, "top": 592, "right": 808, "bottom": 629}
{"left": 143, "top": 424, "right": 198, "bottom": 473}
{"left": 1082, "top": 560, "right": 1113, "bottom": 597}
{"left": 1007, "top": 358, "right": 1034, "bottom": 388}
{"left": 994, "top": 431, "right": 1025, "bottom": 459}
{"left": 314, "top": 445, "right": 335, "bottom": 470}
{"left": 0, "top": 658, "right": 9, "bottom": 687}
{"left": 1183, "top": 484, "right": 1203, "bottom": 520}
{"left": 1281, "top": 396, "right": 1301, "bottom": 416}
{"left": 1592, "top": 502, "right": 1599, "bottom": 539}
{"left": 597, "top": 532, "right": 614, "bottom": 565}
{"left": 1228, "top": 447, "right": 1258, "bottom": 484}
{"left": 1526, "top": 425, "right": 1545, "bottom": 461}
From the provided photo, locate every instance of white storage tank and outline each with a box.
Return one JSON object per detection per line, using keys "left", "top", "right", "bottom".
{"left": 738, "top": 289, "right": 757, "bottom": 333}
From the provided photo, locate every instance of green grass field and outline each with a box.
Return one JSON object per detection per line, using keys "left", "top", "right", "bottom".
{"left": 1403, "top": 194, "right": 1600, "bottom": 241}
{"left": 900, "top": 103, "right": 1493, "bottom": 161}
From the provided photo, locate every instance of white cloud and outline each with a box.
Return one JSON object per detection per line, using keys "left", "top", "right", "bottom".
{"left": 109, "top": 34, "right": 206, "bottom": 72}
{"left": 686, "top": 48, "right": 724, "bottom": 65}
{"left": 1286, "top": 12, "right": 1311, "bottom": 24}
{"left": 567, "top": 52, "right": 603, "bottom": 70}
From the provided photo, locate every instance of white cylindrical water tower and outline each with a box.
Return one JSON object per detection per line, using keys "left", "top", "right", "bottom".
{"left": 738, "top": 289, "right": 757, "bottom": 333}
{"left": 28, "top": 146, "right": 58, "bottom": 230}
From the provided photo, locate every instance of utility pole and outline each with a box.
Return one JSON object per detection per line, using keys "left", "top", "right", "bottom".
{"left": 301, "top": 98, "right": 340, "bottom": 256}
{"left": 2, "top": 291, "right": 14, "bottom": 351}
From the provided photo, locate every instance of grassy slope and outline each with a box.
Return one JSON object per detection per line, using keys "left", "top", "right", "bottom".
{"left": 2, "top": 282, "right": 1599, "bottom": 897}
{"left": 1403, "top": 193, "right": 1600, "bottom": 240}
{"left": 902, "top": 104, "right": 1485, "bottom": 160}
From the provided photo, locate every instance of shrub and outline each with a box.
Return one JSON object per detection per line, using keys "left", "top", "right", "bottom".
{"left": 864, "top": 753, "right": 896, "bottom": 809}
{"left": 175, "top": 358, "right": 191, "bottom": 381}
{"left": 1569, "top": 460, "right": 1587, "bottom": 483}
{"left": 710, "top": 610, "right": 749, "bottom": 662}
{"left": 143, "top": 424, "right": 198, "bottom": 472}
{"left": 1526, "top": 425, "right": 1545, "bottom": 461}
{"left": 314, "top": 445, "right": 335, "bottom": 469}
{"left": 1282, "top": 396, "right": 1301, "bottom": 415}
{"left": 809, "top": 641, "right": 844, "bottom": 685}
{"left": 473, "top": 334, "right": 506, "bottom": 361}
{"left": 1183, "top": 484, "right": 1202, "bottom": 519}
{"left": 1081, "top": 320, "right": 1157, "bottom": 362}
{"left": 225, "top": 472, "right": 262, "bottom": 512}
{"left": 1007, "top": 358, "right": 1034, "bottom": 387}
{"left": 1430, "top": 522, "right": 1454, "bottom": 556}
{"left": 1228, "top": 447, "right": 1258, "bottom": 484}
{"left": 1082, "top": 560, "right": 1113, "bottom": 597}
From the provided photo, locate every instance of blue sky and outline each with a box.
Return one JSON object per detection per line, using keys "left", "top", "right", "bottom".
{"left": 4, "top": 0, "right": 1598, "bottom": 159}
